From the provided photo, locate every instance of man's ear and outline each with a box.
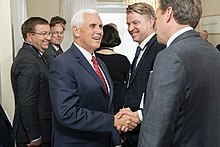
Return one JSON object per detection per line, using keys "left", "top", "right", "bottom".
{"left": 166, "top": 6, "right": 173, "bottom": 23}
{"left": 72, "top": 26, "right": 80, "bottom": 38}
{"left": 26, "top": 32, "right": 33, "bottom": 42}
{"left": 148, "top": 16, "right": 155, "bottom": 29}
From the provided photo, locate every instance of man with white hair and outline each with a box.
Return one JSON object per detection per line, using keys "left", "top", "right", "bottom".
{"left": 49, "top": 9, "right": 140, "bottom": 147}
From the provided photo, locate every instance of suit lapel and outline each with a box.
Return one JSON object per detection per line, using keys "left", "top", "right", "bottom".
{"left": 39, "top": 56, "right": 49, "bottom": 70}
{"left": 71, "top": 44, "right": 111, "bottom": 99}
{"left": 23, "top": 43, "right": 49, "bottom": 78}
{"left": 49, "top": 43, "right": 58, "bottom": 56}
{"left": 128, "top": 35, "right": 157, "bottom": 86}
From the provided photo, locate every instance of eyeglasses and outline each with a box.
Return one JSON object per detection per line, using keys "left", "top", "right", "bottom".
{"left": 30, "top": 31, "right": 52, "bottom": 38}
{"left": 51, "top": 31, "right": 64, "bottom": 36}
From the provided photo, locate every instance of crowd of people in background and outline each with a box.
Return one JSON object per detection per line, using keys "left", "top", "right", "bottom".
{"left": 1, "top": 0, "right": 220, "bottom": 146}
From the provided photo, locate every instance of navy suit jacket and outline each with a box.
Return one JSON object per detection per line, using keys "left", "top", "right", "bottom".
{"left": 49, "top": 43, "right": 120, "bottom": 147}
{"left": 123, "top": 35, "right": 165, "bottom": 145}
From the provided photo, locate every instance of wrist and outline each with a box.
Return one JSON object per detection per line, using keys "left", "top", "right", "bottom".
{"left": 137, "top": 110, "right": 142, "bottom": 121}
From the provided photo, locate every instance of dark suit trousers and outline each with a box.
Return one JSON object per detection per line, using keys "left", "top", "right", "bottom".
{"left": 122, "top": 132, "right": 139, "bottom": 147}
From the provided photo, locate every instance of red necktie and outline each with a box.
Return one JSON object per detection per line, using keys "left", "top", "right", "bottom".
{"left": 91, "top": 56, "right": 108, "bottom": 95}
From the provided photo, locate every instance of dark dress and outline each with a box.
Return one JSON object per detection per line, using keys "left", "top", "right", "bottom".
{"left": 95, "top": 53, "right": 130, "bottom": 114}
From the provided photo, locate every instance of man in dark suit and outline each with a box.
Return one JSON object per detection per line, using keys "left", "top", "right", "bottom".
{"left": 0, "top": 104, "right": 14, "bottom": 147}
{"left": 138, "top": 0, "right": 220, "bottom": 146}
{"left": 11, "top": 17, "right": 52, "bottom": 147}
{"left": 43, "top": 16, "right": 66, "bottom": 66}
{"left": 49, "top": 9, "right": 140, "bottom": 147}
{"left": 118, "top": 3, "right": 165, "bottom": 147}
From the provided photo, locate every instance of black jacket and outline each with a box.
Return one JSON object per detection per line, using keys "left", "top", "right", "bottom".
{"left": 11, "top": 43, "right": 52, "bottom": 143}
{"left": 0, "top": 104, "right": 14, "bottom": 147}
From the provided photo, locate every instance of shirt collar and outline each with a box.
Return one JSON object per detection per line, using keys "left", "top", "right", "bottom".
{"left": 52, "top": 44, "right": 60, "bottom": 51}
{"left": 139, "top": 32, "right": 155, "bottom": 50}
{"left": 167, "top": 27, "right": 193, "bottom": 47}
{"left": 24, "top": 42, "right": 43, "bottom": 57}
{"left": 74, "top": 42, "right": 94, "bottom": 63}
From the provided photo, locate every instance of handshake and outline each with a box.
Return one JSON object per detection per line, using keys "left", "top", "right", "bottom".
{"left": 114, "top": 108, "right": 141, "bottom": 132}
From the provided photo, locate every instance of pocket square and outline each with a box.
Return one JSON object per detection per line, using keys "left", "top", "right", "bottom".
{"left": 150, "top": 70, "right": 153, "bottom": 73}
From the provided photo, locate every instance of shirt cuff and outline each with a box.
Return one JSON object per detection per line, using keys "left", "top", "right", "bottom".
{"left": 137, "top": 110, "right": 143, "bottom": 121}
{"left": 31, "top": 136, "right": 41, "bottom": 143}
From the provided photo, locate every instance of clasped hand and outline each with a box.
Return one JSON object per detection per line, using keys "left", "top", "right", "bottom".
{"left": 114, "top": 107, "right": 140, "bottom": 132}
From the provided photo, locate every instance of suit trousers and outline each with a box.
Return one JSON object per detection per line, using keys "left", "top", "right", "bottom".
{"left": 122, "top": 132, "right": 138, "bottom": 147}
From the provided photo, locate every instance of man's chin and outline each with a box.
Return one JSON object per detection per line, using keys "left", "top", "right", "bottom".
{"left": 41, "top": 46, "right": 48, "bottom": 52}
{"left": 93, "top": 42, "right": 101, "bottom": 48}
{"left": 132, "top": 38, "right": 139, "bottom": 43}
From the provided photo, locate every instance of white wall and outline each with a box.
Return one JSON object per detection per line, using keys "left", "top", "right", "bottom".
{"left": 26, "top": 0, "right": 60, "bottom": 20}
{"left": 26, "top": 0, "right": 220, "bottom": 46}
{"left": 0, "top": 0, "right": 14, "bottom": 122}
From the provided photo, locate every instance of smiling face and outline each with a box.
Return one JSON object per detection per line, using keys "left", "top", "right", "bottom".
{"left": 126, "top": 11, "right": 150, "bottom": 44}
{"left": 73, "top": 13, "right": 103, "bottom": 54}
{"left": 50, "top": 24, "right": 65, "bottom": 46}
{"left": 27, "top": 24, "right": 51, "bottom": 53}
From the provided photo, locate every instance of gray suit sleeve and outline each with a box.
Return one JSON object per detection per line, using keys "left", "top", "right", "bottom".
{"left": 138, "top": 51, "right": 186, "bottom": 147}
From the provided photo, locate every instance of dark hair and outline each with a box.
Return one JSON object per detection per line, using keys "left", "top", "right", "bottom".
{"left": 100, "top": 24, "right": 121, "bottom": 48}
{"left": 21, "top": 17, "right": 49, "bottom": 40}
{"left": 216, "top": 44, "right": 220, "bottom": 51}
{"left": 50, "top": 16, "right": 66, "bottom": 29}
{"left": 159, "top": 0, "right": 202, "bottom": 29}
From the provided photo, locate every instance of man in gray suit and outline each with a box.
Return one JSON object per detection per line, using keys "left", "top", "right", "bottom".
{"left": 138, "top": 0, "right": 220, "bottom": 146}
